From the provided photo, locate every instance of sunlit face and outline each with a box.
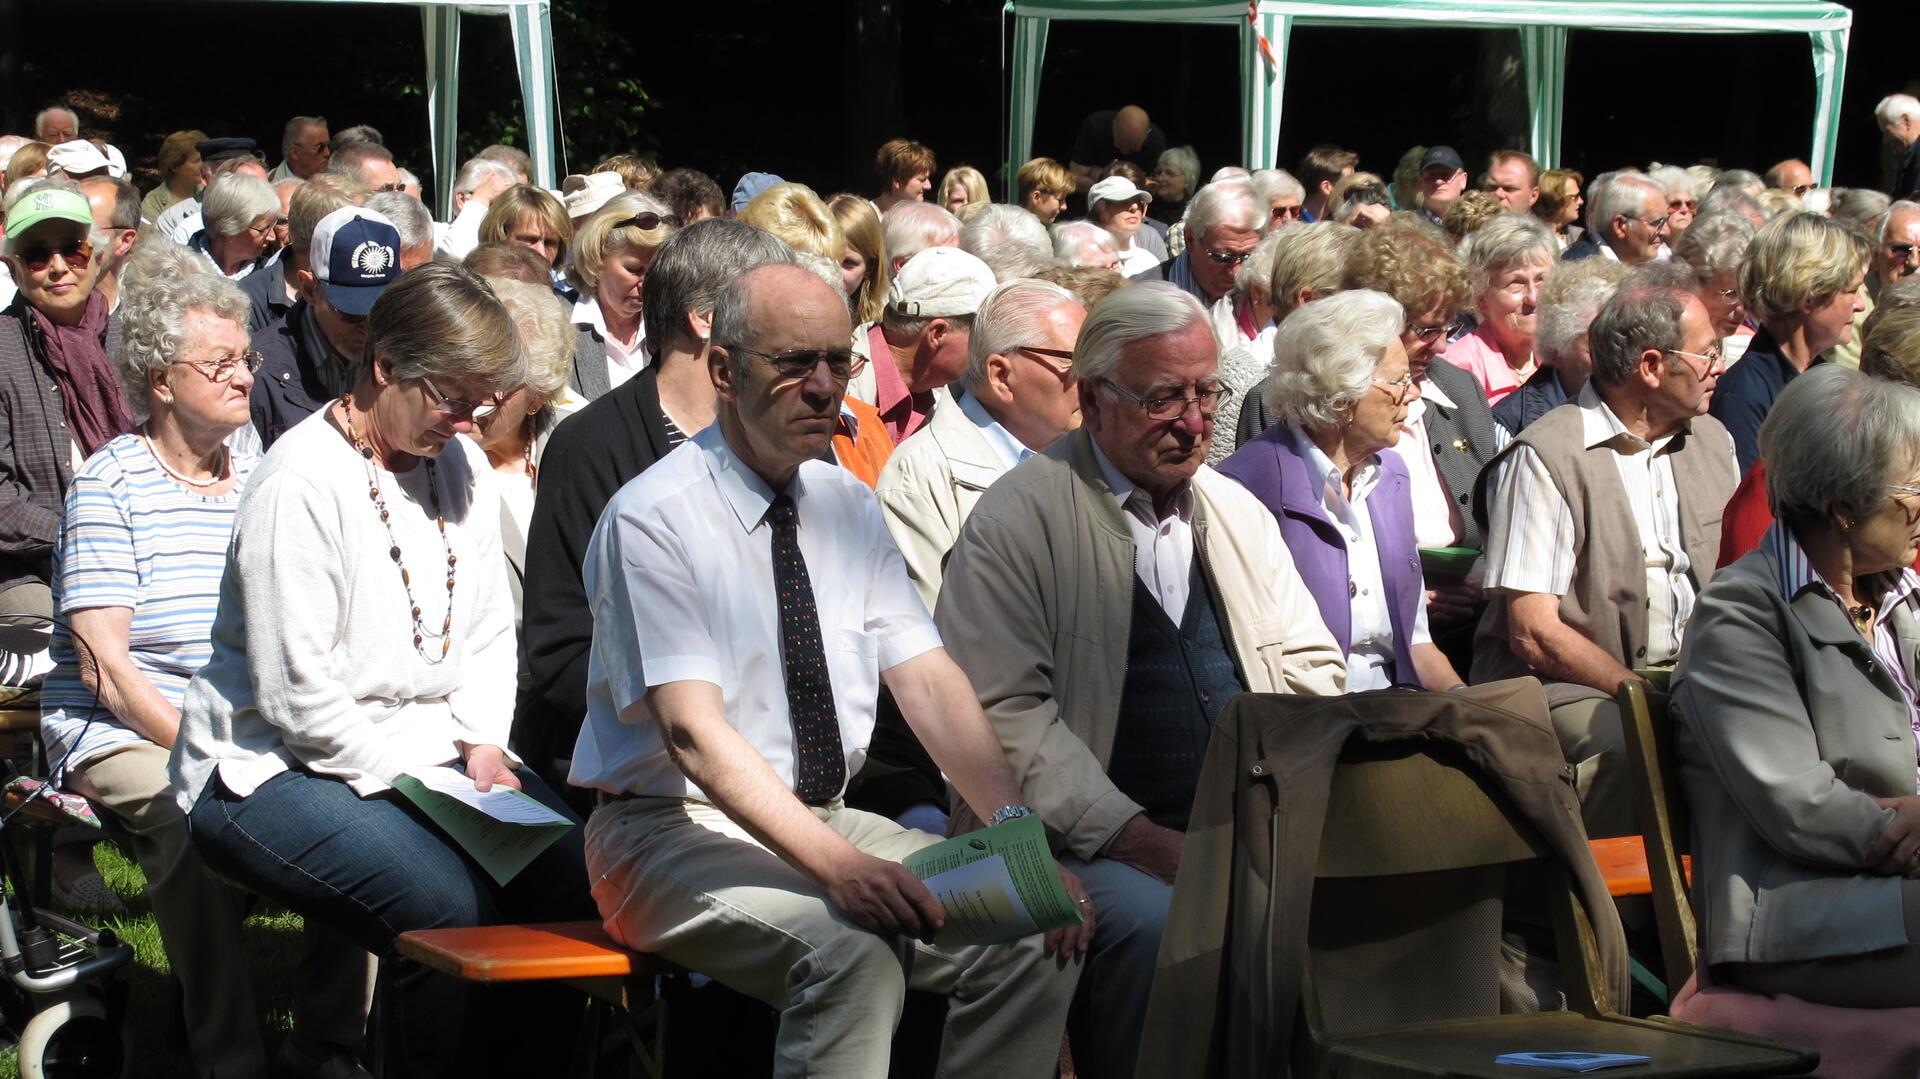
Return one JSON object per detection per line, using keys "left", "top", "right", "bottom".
{"left": 385, "top": 361, "right": 498, "bottom": 458}
{"left": 1805, "top": 274, "right": 1868, "bottom": 354}
{"left": 895, "top": 172, "right": 931, "bottom": 202}
{"left": 1555, "top": 187, "right": 1584, "bottom": 228}
{"left": 163, "top": 311, "right": 256, "bottom": 432}
{"left": 8, "top": 221, "right": 96, "bottom": 321}
{"left": 472, "top": 384, "right": 546, "bottom": 459}
{"left": 838, "top": 247, "right": 869, "bottom": 299}
{"left": 1485, "top": 160, "right": 1538, "bottom": 210}
{"left": 993, "top": 301, "right": 1087, "bottom": 452}
{"left": 38, "top": 113, "right": 77, "bottom": 145}
{"left": 1344, "top": 335, "right": 1417, "bottom": 458}
{"left": 1074, "top": 242, "right": 1118, "bottom": 271}
{"left": 1079, "top": 322, "right": 1220, "bottom": 501}
{"left": 1269, "top": 197, "right": 1304, "bottom": 228}
{"left": 1699, "top": 269, "right": 1746, "bottom": 337}
{"left": 1150, "top": 162, "right": 1190, "bottom": 202}
{"left": 1875, "top": 210, "right": 1920, "bottom": 288}
{"left": 714, "top": 269, "right": 854, "bottom": 471}
{"left": 596, "top": 245, "right": 655, "bottom": 325}
{"left": 1665, "top": 191, "right": 1697, "bottom": 240}
{"left": 1851, "top": 464, "right": 1920, "bottom": 576}
{"left": 1612, "top": 189, "right": 1670, "bottom": 264}
{"left": 1402, "top": 302, "right": 1455, "bottom": 377}
{"left": 508, "top": 211, "right": 562, "bottom": 268}
{"left": 1190, "top": 225, "right": 1261, "bottom": 306}
{"left": 1654, "top": 295, "right": 1724, "bottom": 420}
{"left": 171, "top": 149, "right": 203, "bottom": 188}
{"left": 1480, "top": 257, "right": 1552, "bottom": 357}
{"left": 944, "top": 185, "right": 972, "bottom": 215}
{"left": 1023, "top": 189, "right": 1064, "bottom": 223}
{"left": 1421, "top": 167, "right": 1467, "bottom": 213}
{"left": 286, "top": 124, "right": 331, "bottom": 179}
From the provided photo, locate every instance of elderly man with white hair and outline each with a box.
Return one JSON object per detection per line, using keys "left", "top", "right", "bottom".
{"left": 1052, "top": 219, "right": 1119, "bottom": 270}
{"left": 269, "top": 116, "right": 331, "bottom": 182}
{"left": 844, "top": 246, "right": 996, "bottom": 442}
{"left": 1250, "top": 168, "right": 1306, "bottom": 229}
{"left": 880, "top": 199, "right": 961, "bottom": 275}
{"left": 1872, "top": 200, "right": 1920, "bottom": 302}
{"left": 1879, "top": 93, "right": 1920, "bottom": 200}
{"left": 876, "top": 279, "right": 1086, "bottom": 609}
{"left": 938, "top": 281, "right": 1342, "bottom": 1079}
{"left": 34, "top": 106, "right": 78, "bottom": 145}
{"left": 1134, "top": 177, "right": 1267, "bottom": 307}
{"left": 433, "top": 156, "right": 520, "bottom": 260}
{"left": 959, "top": 204, "right": 1053, "bottom": 281}
{"left": 364, "top": 190, "right": 437, "bottom": 270}
{"left": 1563, "top": 171, "right": 1671, "bottom": 265}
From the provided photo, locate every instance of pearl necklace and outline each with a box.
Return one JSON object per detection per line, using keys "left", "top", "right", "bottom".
{"left": 141, "top": 430, "right": 229, "bottom": 489}
{"left": 338, "top": 398, "right": 457, "bottom": 661}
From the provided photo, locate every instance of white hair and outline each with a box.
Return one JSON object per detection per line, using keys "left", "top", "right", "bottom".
{"left": 1051, "top": 220, "right": 1118, "bottom": 267}
{"left": 1074, "top": 281, "right": 1210, "bottom": 385}
{"left": 1647, "top": 165, "right": 1695, "bottom": 201}
{"left": 454, "top": 155, "right": 519, "bottom": 197}
{"left": 964, "top": 278, "right": 1082, "bottom": 391}
{"left": 273, "top": 176, "right": 305, "bottom": 200}
{"left": 1185, "top": 178, "right": 1268, "bottom": 244}
{"left": 32, "top": 107, "right": 77, "bottom": 140}
{"left": 1882, "top": 200, "right": 1920, "bottom": 244}
{"left": 114, "top": 243, "right": 251, "bottom": 420}
{"left": 1251, "top": 168, "right": 1305, "bottom": 205}
{"left": 1674, "top": 211, "right": 1755, "bottom": 280}
{"left": 1262, "top": 289, "right": 1404, "bottom": 431}
{"left": 1462, "top": 214, "right": 1558, "bottom": 292}
{"left": 1586, "top": 171, "right": 1662, "bottom": 237}
{"left": 960, "top": 204, "right": 1054, "bottom": 281}
{"left": 364, "top": 191, "right": 435, "bottom": 252}
{"left": 1210, "top": 166, "right": 1251, "bottom": 183}
{"left": 0, "top": 135, "right": 29, "bottom": 172}
{"left": 1877, "top": 94, "right": 1920, "bottom": 130}
{"left": 883, "top": 201, "right": 962, "bottom": 265}
{"left": 200, "top": 172, "right": 280, "bottom": 238}
{"left": 398, "top": 167, "right": 421, "bottom": 191}
{"left": 1232, "top": 228, "right": 1287, "bottom": 300}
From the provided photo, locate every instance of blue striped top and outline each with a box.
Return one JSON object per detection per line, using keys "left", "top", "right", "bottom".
{"left": 39, "top": 433, "right": 258, "bottom": 772}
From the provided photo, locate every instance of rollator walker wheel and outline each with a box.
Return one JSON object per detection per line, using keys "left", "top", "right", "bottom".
{"left": 17, "top": 997, "right": 126, "bottom": 1079}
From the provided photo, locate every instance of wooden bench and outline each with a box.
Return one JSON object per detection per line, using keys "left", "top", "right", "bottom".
{"left": 396, "top": 921, "right": 686, "bottom": 1078}
{"left": 1589, "top": 835, "right": 1691, "bottom": 899}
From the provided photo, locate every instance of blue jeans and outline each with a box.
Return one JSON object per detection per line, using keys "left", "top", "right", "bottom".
{"left": 187, "top": 764, "right": 595, "bottom": 1079}
{"left": 1061, "top": 857, "right": 1171, "bottom": 1079}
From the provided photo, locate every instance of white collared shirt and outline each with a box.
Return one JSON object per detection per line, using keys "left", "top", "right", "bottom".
{"left": 570, "top": 425, "right": 943, "bottom": 800}
{"left": 571, "top": 294, "right": 647, "bottom": 389}
{"left": 957, "top": 389, "right": 1031, "bottom": 471}
{"left": 1483, "top": 383, "right": 1717, "bottom": 666}
{"left": 1091, "top": 439, "right": 1195, "bottom": 619}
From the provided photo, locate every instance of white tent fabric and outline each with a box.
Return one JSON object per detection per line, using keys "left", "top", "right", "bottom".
{"left": 1007, "top": 0, "right": 1852, "bottom": 189}
{"left": 301, "top": 0, "right": 559, "bottom": 217}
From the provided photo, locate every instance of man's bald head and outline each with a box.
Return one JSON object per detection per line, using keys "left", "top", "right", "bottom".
{"left": 1114, "top": 106, "right": 1152, "bottom": 154}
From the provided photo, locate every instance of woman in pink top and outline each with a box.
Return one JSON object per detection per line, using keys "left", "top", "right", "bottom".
{"left": 1442, "top": 215, "right": 1558, "bottom": 406}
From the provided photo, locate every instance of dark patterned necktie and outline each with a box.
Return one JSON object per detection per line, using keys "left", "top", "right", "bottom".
{"left": 768, "top": 493, "right": 845, "bottom": 804}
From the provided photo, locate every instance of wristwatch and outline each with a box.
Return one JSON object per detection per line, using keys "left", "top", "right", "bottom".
{"left": 989, "top": 805, "right": 1034, "bottom": 827}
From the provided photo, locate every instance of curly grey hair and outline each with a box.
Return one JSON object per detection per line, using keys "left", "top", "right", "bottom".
{"left": 114, "top": 244, "right": 252, "bottom": 420}
{"left": 1262, "top": 289, "right": 1405, "bottom": 432}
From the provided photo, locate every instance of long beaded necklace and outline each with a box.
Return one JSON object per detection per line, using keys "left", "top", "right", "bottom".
{"left": 338, "top": 397, "right": 457, "bottom": 661}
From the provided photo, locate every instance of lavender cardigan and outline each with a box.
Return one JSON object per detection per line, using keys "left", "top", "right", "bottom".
{"left": 1217, "top": 426, "right": 1426, "bottom": 682}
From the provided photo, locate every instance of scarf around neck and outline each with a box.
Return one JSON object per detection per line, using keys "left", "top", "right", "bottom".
{"left": 27, "top": 290, "right": 130, "bottom": 456}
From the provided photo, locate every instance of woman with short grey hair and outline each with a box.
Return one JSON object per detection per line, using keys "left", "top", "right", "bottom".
{"left": 1440, "top": 213, "right": 1557, "bottom": 405}
{"left": 174, "top": 262, "right": 594, "bottom": 1078}
{"left": 1051, "top": 219, "right": 1118, "bottom": 270}
{"left": 1675, "top": 211, "right": 1758, "bottom": 360}
{"left": 1494, "top": 257, "right": 1629, "bottom": 435}
{"left": 1675, "top": 363, "right": 1920, "bottom": 1010}
{"left": 1219, "top": 289, "right": 1467, "bottom": 693}
{"left": 1148, "top": 145, "right": 1200, "bottom": 224}
{"left": 1250, "top": 168, "right": 1307, "bottom": 228}
{"left": 1648, "top": 164, "right": 1698, "bottom": 244}
{"left": 191, "top": 171, "right": 279, "bottom": 279}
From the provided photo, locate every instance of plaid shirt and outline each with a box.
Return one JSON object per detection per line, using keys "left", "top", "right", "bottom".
{"left": 0, "top": 300, "right": 120, "bottom": 593}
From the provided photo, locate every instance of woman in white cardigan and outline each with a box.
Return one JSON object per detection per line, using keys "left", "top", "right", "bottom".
{"left": 170, "top": 263, "right": 595, "bottom": 1079}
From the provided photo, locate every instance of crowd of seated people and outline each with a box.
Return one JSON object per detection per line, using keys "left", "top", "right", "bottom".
{"left": 2, "top": 88, "right": 1920, "bottom": 1078}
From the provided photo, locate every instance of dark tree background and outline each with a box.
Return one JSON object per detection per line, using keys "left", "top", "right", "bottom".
{"left": 1, "top": 0, "right": 1911, "bottom": 204}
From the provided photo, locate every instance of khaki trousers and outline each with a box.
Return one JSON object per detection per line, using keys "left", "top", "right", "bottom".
{"left": 1724, "top": 876, "right": 1920, "bottom": 1008}
{"left": 586, "top": 798, "right": 1081, "bottom": 1079}
{"left": 70, "top": 742, "right": 375, "bottom": 1079}
{"left": 1549, "top": 697, "right": 1634, "bottom": 840}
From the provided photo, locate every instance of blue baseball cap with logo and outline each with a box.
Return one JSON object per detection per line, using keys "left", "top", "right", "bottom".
{"left": 309, "top": 206, "right": 403, "bottom": 316}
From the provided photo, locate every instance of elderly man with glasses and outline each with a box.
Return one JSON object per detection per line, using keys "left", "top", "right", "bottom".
{"left": 271, "top": 116, "right": 331, "bottom": 182}
{"left": 1133, "top": 178, "right": 1268, "bottom": 308}
{"left": 1564, "top": 171, "right": 1671, "bottom": 265}
{"left": 938, "top": 281, "right": 1343, "bottom": 1079}
{"left": 1472, "top": 272, "right": 1739, "bottom": 840}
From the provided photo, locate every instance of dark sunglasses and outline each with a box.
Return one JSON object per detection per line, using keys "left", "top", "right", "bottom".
{"left": 16, "top": 240, "right": 92, "bottom": 273}
{"left": 614, "top": 212, "right": 680, "bottom": 232}
{"left": 732, "top": 345, "right": 866, "bottom": 384}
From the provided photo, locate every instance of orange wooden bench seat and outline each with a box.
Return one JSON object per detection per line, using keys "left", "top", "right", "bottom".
{"left": 395, "top": 920, "right": 667, "bottom": 984}
{"left": 1590, "top": 835, "right": 1691, "bottom": 898}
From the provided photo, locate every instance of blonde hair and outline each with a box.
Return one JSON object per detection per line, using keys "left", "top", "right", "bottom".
{"left": 569, "top": 190, "right": 677, "bottom": 293}
{"left": 1441, "top": 190, "right": 1504, "bottom": 243}
{"left": 1268, "top": 221, "right": 1360, "bottom": 320}
{"left": 938, "top": 166, "right": 990, "bottom": 212}
{"left": 479, "top": 184, "right": 573, "bottom": 268}
{"left": 829, "top": 193, "right": 888, "bottom": 324}
{"left": 1739, "top": 211, "right": 1868, "bottom": 325}
{"left": 1862, "top": 292, "right": 1920, "bottom": 387}
{"left": 485, "top": 276, "right": 573, "bottom": 400}
{"left": 1017, "top": 157, "right": 1074, "bottom": 201}
{"left": 591, "top": 153, "right": 659, "bottom": 190}
{"left": 739, "top": 182, "right": 844, "bottom": 261}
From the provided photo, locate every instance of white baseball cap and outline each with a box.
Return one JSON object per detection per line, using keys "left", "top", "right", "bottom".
{"left": 887, "top": 247, "right": 997, "bottom": 319}
{"left": 45, "top": 140, "right": 121, "bottom": 179}
{"left": 563, "top": 172, "right": 625, "bottom": 219}
{"left": 1087, "top": 176, "right": 1152, "bottom": 207}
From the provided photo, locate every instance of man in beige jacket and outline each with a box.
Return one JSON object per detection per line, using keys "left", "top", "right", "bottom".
{"left": 937, "top": 282, "right": 1345, "bottom": 1079}
{"left": 877, "top": 278, "right": 1087, "bottom": 610}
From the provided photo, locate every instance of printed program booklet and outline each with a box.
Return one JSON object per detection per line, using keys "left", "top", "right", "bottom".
{"left": 902, "top": 816, "right": 1082, "bottom": 946}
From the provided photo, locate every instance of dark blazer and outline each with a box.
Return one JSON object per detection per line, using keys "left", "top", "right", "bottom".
{"left": 512, "top": 365, "right": 674, "bottom": 786}
{"left": 0, "top": 300, "right": 122, "bottom": 592}
{"left": 249, "top": 302, "right": 339, "bottom": 451}
{"left": 1708, "top": 327, "right": 1806, "bottom": 475}
{"left": 569, "top": 325, "right": 613, "bottom": 401}
{"left": 1561, "top": 233, "right": 1603, "bottom": 262}
{"left": 1894, "top": 139, "right": 1920, "bottom": 202}
{"left": 1491, "top": 365, "right": 1573, "bottom": 436}
{"left": 237, "top": 258, "right": 295, "bottom": 335}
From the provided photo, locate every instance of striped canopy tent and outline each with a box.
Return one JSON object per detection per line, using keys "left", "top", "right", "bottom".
{"left": 309, "top": 0, "right": 560, "bottom": 216}
{"left": 1005, "top": 0, "right": 1853, "bottom": 190}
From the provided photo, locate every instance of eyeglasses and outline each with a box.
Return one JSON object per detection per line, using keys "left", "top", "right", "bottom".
{"left": 1790, "top": 183, "right": 1815, "bottom": 196}
{"left": 176, "top": 350, "right": 263, "bottom": 384}
{"left": 1713, "top": 287, "right": 1742, "bottom": 303}
{"left": 1631, "top": 213, "right": 1672, "bottom": 232}
{"left": 16, "top": 240, "right": 92, "bottom": 273}
{"left": 1406, "top": 317, "right": 1463, "bottom": 344}
{"left": 1888, "top": 243, "right": 1918, "bottom": 262}
{"left": 297, "top": 142, "right": 332, "bottom": 155}
{"left": 1890, "top": 482, "right": 1920, "bottom": 499}
{"left": 245, "top": 221, "right": 276, "bottom": 241}
{"left": 730, "top": 345, "right": 867, "bottom": 384}
{"left": 1099, "top": 378, "right": 1232, "bottom": 420}
{"left": 1373, "top": 371, "right": 1417, "bottom": 402}
{"left": 1662, "top": 346, "right": 1726, "bottom": 376}
{"left": 1202, "top": 246, "right": 1254, "bottom": 267}
{"left": 1668, "top": 199, "right": 1698, "bottom": 212}
{"left": 614, "top": 212, "right": 680, "bottom": 232}
{"left": 1014, "top": 344, "right": 1075, "bottom": 380}
{"left": 417, "top": 375, "right": 504, "bottom": 420}
{"left": 1271, "top": 204, "right": 1304, "bottom": 222}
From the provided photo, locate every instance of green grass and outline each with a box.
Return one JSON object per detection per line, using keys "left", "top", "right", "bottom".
{"left": 0, "top": 842, "right": 306, "bottom": 1079}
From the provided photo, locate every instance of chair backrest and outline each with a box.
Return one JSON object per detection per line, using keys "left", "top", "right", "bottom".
{"left": 1616, "top": 679, "right": 1698, "bottom": 994}
{"left": 1301, "top": 739, "right": 1607, "bottom": 1048}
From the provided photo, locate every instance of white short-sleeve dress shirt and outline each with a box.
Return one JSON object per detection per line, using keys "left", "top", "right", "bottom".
{"left": 569, "top": 425, "right": 944, "bottom": 801}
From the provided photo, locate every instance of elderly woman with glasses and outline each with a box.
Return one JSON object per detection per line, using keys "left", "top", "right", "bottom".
{"left": 173, "top": 263, "right": 595, "bottom": 1079}
{"left": 1711, "top": 211, "right": 1870, "bottom": 474}
{"left": 566, "top": 190, "right": 678, "bottom": 400}
{"left": 1220, "top": 290, "right": 1467, "bottom": 692}
{"left": 1676, "top": 364, "right": 1920, "bottom": 1009}
{"left": 39, "top": 247, "right": 373, "bottom": 1078}
{"left": 189, "top": 171, "right": 281, "bottom": 280}
{"left": 1441, "top": 215, "right": 1559, "bottom": 407}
